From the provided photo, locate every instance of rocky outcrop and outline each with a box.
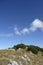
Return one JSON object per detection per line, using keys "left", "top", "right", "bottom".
{"left": 7, "top": 54, "right": 31, "bottom": 65}
{"left": 0, "top": 49, "right": 43, "bottom": 65}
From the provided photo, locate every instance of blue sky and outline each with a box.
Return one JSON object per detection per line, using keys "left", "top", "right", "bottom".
{"left": 0, "top": 0, "right": 43, "bottom": 49}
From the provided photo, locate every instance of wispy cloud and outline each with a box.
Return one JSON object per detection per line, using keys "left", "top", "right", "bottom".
{"left": 14, "top": 26, "right": 21, "bottom": 35}
{"left": 0, "top": 33, "right": 13, "bottom": 37}
{"left": 14, "top": 26, "right": 29, "bottom": 35}
{"left": 14, "top": 19, "right": 43, "bottom": 35}
{"left": 21, "top": 28, "right": 29, "bottom": 34}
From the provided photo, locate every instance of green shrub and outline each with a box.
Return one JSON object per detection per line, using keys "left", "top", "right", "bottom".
{"left": 12, "top": 43, "right": 26, "bottom": 50}
{"left": 40, "top": 48, "right": 43, "bottom": 52}
{"left": 12, "top": 43, "right": 43, "bottom": 54}
{"left": 27, "top": 45, "right": 38, "bottom": 54}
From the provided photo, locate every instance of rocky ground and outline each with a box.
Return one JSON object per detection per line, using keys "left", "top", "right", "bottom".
{"left": 0, "top": 48, "right": 43, "bottom": 65}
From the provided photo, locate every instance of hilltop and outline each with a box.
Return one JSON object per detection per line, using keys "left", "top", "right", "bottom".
{"left": 0, "top": 43, "right": 43, "bottom": 65}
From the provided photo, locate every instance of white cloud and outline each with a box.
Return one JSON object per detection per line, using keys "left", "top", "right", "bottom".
{"left": 14, "top": 26, "right": 29, "bottom": 35}
{"left": 21, "top": 28, "right": 29, "bottom": 34}
{"left": 29, "top": 19, "right": 43, "bottom": 32}
{"left": 14, "top": 26, "right": 21, "bottom": 35}
{"left": 14, "top": 19, "right": 43, "bottom": 35}
{"left": 0, "top": 33, "right": 13, "bottom": 37}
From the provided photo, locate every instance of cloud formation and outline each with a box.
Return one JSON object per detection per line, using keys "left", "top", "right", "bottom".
{"left": 0, "top": 33, "right": 13, "bottom": 37}
{"left": 21, "top": 28, "right": 29, "bottom": 34}
{"left": 14, "top": 26, "right": 21, "bottom": 35}
{"left": 14, "top": 26, "right": 29, "bottom": 35}
{"left": 14, "top": 19, "right": 43, "bottom": 35}
{"left": 29, "top": 19, "right": 43, "bottom": 32}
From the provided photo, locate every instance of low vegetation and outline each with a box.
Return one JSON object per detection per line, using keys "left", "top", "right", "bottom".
{"left": 0, "top": 43, "right": 43, "bottom": 65}
{"left": 12, "top": 43, "right": 26, "bottom": 50}
{"left": 12, "top": 43, "right": 43, "bottom": 54}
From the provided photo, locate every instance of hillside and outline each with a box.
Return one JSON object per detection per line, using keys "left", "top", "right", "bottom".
{"left": 0, "top": 44, "right": 43, "bottom": 65}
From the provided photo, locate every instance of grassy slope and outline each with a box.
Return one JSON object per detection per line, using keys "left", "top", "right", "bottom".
{"left": 0, "top": 49, "right": 43, "bottom": 65}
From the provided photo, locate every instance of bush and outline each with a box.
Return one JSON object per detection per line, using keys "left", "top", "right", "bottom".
{"left": 12, "top": 43, "right": 26, "bottom": 50}
{"left": 27, "top": 45, "right": 39, "bottom": 54}
{"left": 12, "top": 43, "right": 43, "bottom": 54}
{"left": 40, "top": 48, "right": 43, "bottom": 52}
